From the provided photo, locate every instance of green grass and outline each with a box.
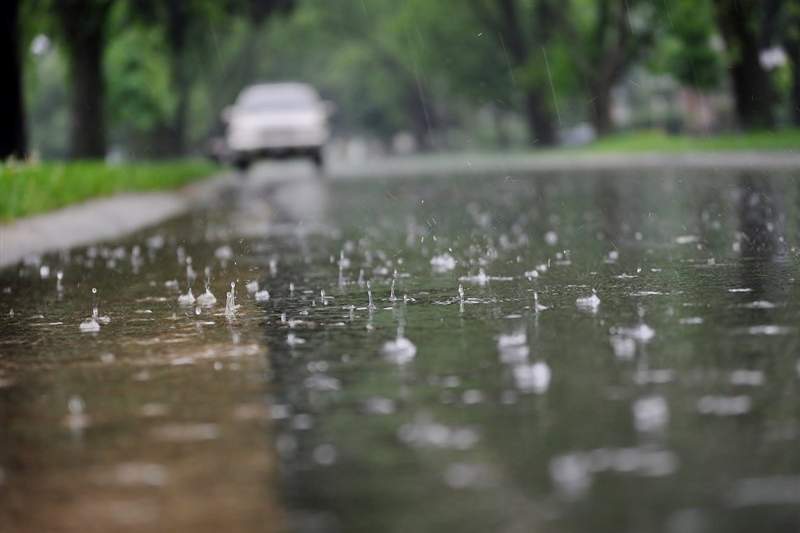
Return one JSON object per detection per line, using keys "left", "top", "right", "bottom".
{"left": 0, "top": 160, "right": 217, "bottom": 221}
{"left": 580, "top": 128, "right": 800, "bottom": 153}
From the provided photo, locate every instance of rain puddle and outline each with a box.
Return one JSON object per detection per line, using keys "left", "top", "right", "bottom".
{"left": 2, "top": 169, "right": 800, "bottom": 532}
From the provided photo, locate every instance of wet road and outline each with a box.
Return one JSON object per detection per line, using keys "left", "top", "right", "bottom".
{"left": 3, "top": 162, "right": 800, "bottom": 532}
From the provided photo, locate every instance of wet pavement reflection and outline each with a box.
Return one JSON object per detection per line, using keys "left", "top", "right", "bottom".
{"left": 3, "top": 164, "right": 800, "bottom": 532}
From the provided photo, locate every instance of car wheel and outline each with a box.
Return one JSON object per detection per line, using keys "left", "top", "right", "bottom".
{"left": 310, "top": 149, "right": 324, "bottom": 174}
{"left": 233, "top": 157, "right": 250, "bottom": 173}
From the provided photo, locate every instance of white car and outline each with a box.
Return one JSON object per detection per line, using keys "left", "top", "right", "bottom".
{"left": 224, "top": 82, "right": 331, "bottom": 171}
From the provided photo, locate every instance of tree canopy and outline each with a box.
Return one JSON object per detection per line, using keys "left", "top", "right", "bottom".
{"left": 6, "top": 0, "right": 800, "bottom": 160}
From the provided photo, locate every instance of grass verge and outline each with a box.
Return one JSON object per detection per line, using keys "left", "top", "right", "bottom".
{"left": 0, "top": 160, "right": 217, "bottom": 221}
{"left": 581, "top": 129, "right": 800, "bottom": 152}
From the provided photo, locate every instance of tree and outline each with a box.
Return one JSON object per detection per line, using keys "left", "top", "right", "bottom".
{"left": 764, "top": 0, "right": 800, "bottom": 126}
{"left": 55, "top": 0, "right": 114, "bottom": 159}
{"left": 268, "top": 0, "right": 447, "bottom": 149}
{"left": 568, "top": 0, "right": 659, "bottom": 135}
{"left": 125, "top": 0, "right": 293, "bottom": 155}
{"left": 1, "top": 0, "right": 28, "bottom": 160}
{"left": 656, "top": 0, "right": 722, "bottom": 91}
{"left": 712, "top": 0, "right": 776, "bottom": 129}
{"left": 469, "top": 0, "right": 563, "bottom": 146}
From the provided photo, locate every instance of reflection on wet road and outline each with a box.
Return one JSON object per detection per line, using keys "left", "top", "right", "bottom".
{"left": 3, "top": 162, "right": 800, "bottom": 532}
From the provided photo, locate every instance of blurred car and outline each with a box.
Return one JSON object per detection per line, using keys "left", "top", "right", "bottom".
{"left": 223, "top": 82, "right": 331, "bottom": 171}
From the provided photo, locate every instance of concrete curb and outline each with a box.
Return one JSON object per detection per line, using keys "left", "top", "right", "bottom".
{"left": 0, "top": 173, "right": 234, "bottom": 269}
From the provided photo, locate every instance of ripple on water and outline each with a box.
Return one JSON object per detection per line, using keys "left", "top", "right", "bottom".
{"left": 398, "top": 415, "right": 479, "bottom": 450}
{"left": 728, "top": 476, "right": 800, "bottom": 507}
{"left": 151, "top": 423, "right": 219, "bottom": 442}
{"left": 550, "top": 447, "right": 678, "bottom": 499}
{"left": 740, "top": 325, "right": 792, "bottom": 336}
{"left": 512, "top": 362, "right": 551, "bottom": 394}
{"left": 697, "top": 395, "right": 751, "bottom": 416}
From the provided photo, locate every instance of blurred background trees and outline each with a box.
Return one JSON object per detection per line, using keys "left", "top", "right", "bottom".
{"left": 5, "top": 0, "right": 800, "bottom": 161}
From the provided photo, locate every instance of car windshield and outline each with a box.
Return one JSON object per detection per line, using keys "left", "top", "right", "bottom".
{"left": 237, "top": 87, "right": 316, "bottom": 111}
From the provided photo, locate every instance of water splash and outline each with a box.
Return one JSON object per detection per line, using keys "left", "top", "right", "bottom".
{"left": 533, "top": 291, "right": 548, "bottom": 313}
{"left": 246, "top": 280, "right": 259, "bottom": 294}
{"left": 91, "top": 287, "right": 110, "bottom": 324}
{"left": 225, "top": 282, "right": 237, "bottom": 318}
{"left": 459, "top": 269, "right": 490, "bottom": 286}
{"left": 576, "top": 289, "right": 601, "bottom": 312}
{"left": 196, "top": 267, "right": 217, "bottom": 307}
{"left": 513, "top": 361, "right": 551, "bottom": 394}
{"left": 430, "top": 253, "right": 457, "bottom": 272}
{"left": 632, "top": 395, "right": 669, "bottom": 433}
{"left": 214, "top": 245, "right": 233, "bottom": 261}
{"left": 255, "top": 288, "right": 271, "bottom": 302}
{"left": 79, "top": 317, "right": 101, "bottom": 333}
{"left": 380, "top": 325, "right": 417, "bottom": 364}
{"left": 178, "top": 287, "right": 196, "bottom": 306}
{"left": 367, "top": 281, "right": 376, "bottom": 310}
{"left": 497, "top": 330, "right": 526, "bottom": 348}
{"left": 287, "top": 333, "right": 306, "bottom": 346}
{"left": 80, "top": 287, "right": 107, "bottom": 332}
{"left": 64, "top": 395, "right": 90, "bottom": 431}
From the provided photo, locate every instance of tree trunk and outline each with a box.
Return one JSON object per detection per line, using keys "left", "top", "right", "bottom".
{"left": 0, "top": 0, "right": 27, "bottom": 160}
{"left": 713, "top": 0, "right": 776, "bottom": 129}
{"left": 165, "top": 0, "right": 188, "bottom": 155}
{"left": 589, "top": 82, "right": 613, "bottom": 136}
{"left": 59, "top": 2, "right": 110, "bottom": 159}
{"left": 525, "top": 90, "right": 556, "bottom": 146}
{"left": 491, "top": 0, "right": 558, "bottom": 146}
{"left": 785, "top": 38, "right": 800, "bottom": 126}
{"left": 792, "top": 49, "right": 800, "bottom": 126}
{"left": 405, "top": 78, "right": 436, "bottom": 151}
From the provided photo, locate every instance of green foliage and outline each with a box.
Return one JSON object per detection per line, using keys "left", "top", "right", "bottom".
{"left": 105, "top": 26, "right": 177, "bottom": 132}
{"left": 18, "top": 0, "right": 800, "bottom": 156}
{"left": 653, "top": 0, "right": 722, "bottom": 89}
{"left": 581, "top": 128, "right": 800, "bottom": 152}
{"left": 0, "top": 160, "right": 216, "bottom": 220}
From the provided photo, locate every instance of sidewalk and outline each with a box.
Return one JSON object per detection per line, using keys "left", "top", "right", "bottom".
{"left": 0, "top": 173, "right": 234, "bottom": 269}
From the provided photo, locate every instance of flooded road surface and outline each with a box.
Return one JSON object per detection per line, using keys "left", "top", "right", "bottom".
{"left": 3, "top": 164, "right": 800, "bottom": 532}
